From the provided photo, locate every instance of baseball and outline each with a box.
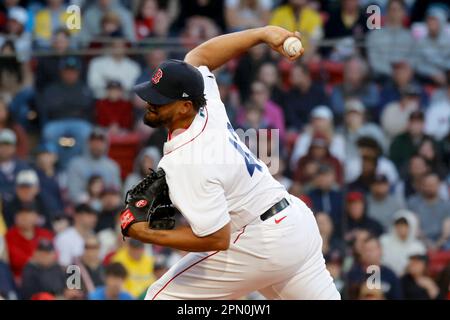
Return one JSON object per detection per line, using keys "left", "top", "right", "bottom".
{"left": 283, "top": 36, "right": 302, "bottom": 57}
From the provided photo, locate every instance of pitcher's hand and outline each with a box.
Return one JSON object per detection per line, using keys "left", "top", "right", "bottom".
{"left": 262, "top": 26, "right": 304, "bottom": 61}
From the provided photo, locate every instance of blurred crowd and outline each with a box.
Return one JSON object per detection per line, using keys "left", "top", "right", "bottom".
{"left": 0, "top": 0, "right": 450, "bottom": 300}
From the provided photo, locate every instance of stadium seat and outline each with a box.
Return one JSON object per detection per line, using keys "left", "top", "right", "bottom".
{"left": 427, "top": 250, "right": 450, "bottom": 278}
{"left": 107, "top": 132, "right": 141, "bottom": 180}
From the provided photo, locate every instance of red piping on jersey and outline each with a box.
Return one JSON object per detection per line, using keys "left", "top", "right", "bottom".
{"left": 164, "top": 106, "right": 209, "bottom": 155}
{"left": 150, "top": 225, "right": 247, "bottom": 300}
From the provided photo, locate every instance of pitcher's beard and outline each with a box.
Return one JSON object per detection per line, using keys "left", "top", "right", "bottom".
{"left": 143, "top": 111, "right": 164, "bottom": 128}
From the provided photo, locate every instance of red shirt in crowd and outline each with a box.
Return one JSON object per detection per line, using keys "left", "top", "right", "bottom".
{"left": 5, "top": 227, "right": 54, "bottom": 279}
{"left": 95, "top": 99, "right": 134, "bottom": 130}
{"left": 135, "top": 18, "right": 154, "bottom": 40}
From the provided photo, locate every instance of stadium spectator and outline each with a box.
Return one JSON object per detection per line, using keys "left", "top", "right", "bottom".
{"left": 344, "top": 191, "right": 384, "bottom": 238}
{"left": 54, "top": 204, "right": 98, "bottom": 266}
{"left": 20, "top": 239, "right": 66, "bottom": 300}
{"left": 348, "top": 152, "right": 378, "bottom": 194}
{"left": 2, "top": 169, "right": 59, "bottom": 229}
{"left": 35, "top": 28, "right": 74, "bottom": 91}
{"left": 435, "top": 218, "right": 450, "bottom": 250}
{"left": 401, "top": 254, "right": 440, "bottom": 299}
{"left": 33, "top": 0, "right": 80, "bottom": 48}
{"left": 269, "top": 0, "right": 323, "bottom": 54}
{"left": 256, "top": 62, "right": 286, "bottom": 112}
{"left": 225, "top": 0, "right": 271, "bottom": 32}
{"left": 172, "top": 0, "right": 226, "bottom": 33}
{"left": 134, "top": 0, "right": 172, "bottom": 40}
{"left": 73, "top": 234, "right": 104, "bottom": 296}
{"left": 0, "top": 40, "right": 33, "bottom": 128}
{"left": 0, "top": 6, "right": 31, "bottom": 63}
{"left": 366, "top": 0, "right": 414, "bottom": 81}
{"left": 366, "top": 174, "right": 404, "bottom": 230}
{"left": 178, "top": 15, "right": 221, "bottom": 56}
{"left": 290, "top": 106, "right": 345, "bottom": 168}
{"left": 233, "top": 44, "right": 270, "bottom": 103}
{"left": 346, "top": 136, "right": 398, "bottom": 188}
{"left": 82, "top": 175, "right": 105, "bottom": 213}
{"left": 87, "top": 11, "right": 125, "bottom": 49}
{"left": 416, "top": 137, "right": 447, "bottom": 180}
{"left": 407, "top": 172, "right": 450, "bottom": 247}
{"left": 37, "top": 56, "right": 94, "bottom": 165}
{"left": 389, "top": 110, "right": 435, "bottom": 172}
{"left": 414, "top": 6, "right": 450, "bottom": 85}
{"left": 380, "top": 211, "right": 427, "bottom": 276}
{"left": 324, "top": 0, "right": 368, "bottom": 58}
{"left": 98, "top": 213, "right": 122, "bottom": 261}
{"left": 112, "top": 238, "right": 155, "bottom": 298}
{"left": 5, "top": 204, "right": 53, "bottom": 281}
{"left": 87, "top": 37, "right": 141, "bottom": 99}
{"left": 95, "top": 80, "right": 134, "bottom": 131}
{"left": 340, "top": 98, "right": 387, "bottom": 162}
{"left": 0, "top": 0, "right": 19, "bottom": 33}
{"left": 347, "top": 228, "right": 371, "bottom": 265}
{"left": 396, "top": 154, "right": 448, "bottom": 202}
{"left": 82, "top": 0, "right": 136, "bottom": 44}
{"left": 0, "top": 96, "right": 29, "bottom": 159}
{"left": 32, "top": 143, "right": 64, "bottom": 215}
{"left": 358, "top": 284, "right": 386, "bottom": 300}
{"left": 284, "top": 63, "right": 329, "bottom": 129}
{"left": 88, "top": 262, "right": 133, "bottom": 300}
{"left": 123, "top": 146, "right": 161, "bottom": 197}
{"left": 0, "top": 257, "right": 17, "bottom": 300}
{"left": 429, "top": 69, "right": 450, "bottom": 104}
{"left": 378, "top": 60, "right": 428, "bottom": 116}
{"left": 96, "top": 187, "right": 122, "bottom": 232}
{"left": 308, "top": 165, "right": 344, "bottom": 232}
{"left": 294, "top": 135, "right": 343, "bottom": 187}
{"left": 66, "top": 128, "right": 121, "bottom": 204}
{"left": 425, "top": 71, "right": 450, "bottom": 141}
{"left": 316, "top": 212, "right": 345, "bottom": 260}
{"left": 347, "top": 236, "right": 403, "bottom": 299}
{"left": 236, "top": 81, "right": 285, "bottom": 142}
{"left": 330, "top": 56, "right": 379, "bottom": 117}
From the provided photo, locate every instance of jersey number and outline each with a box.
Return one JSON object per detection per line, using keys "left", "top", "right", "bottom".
{"left": 227, "top": 123, "right": 262, "bottom": 177}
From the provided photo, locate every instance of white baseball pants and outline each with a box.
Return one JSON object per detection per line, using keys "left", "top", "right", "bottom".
{"left": 145, "top": 195, "right": 341, "bottom": 300}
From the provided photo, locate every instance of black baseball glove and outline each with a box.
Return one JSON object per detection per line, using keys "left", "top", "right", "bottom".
{"left": 120, "top": 168, "right": 178, "bottom": 237}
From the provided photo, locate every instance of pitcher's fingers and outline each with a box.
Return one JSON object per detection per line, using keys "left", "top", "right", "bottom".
{"left": 287, "top": 47, "right": 305, "bottom": 61}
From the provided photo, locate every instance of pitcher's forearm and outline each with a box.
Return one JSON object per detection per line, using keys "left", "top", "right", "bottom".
{"left": 184, "top": 27, "right": 266, "bottom": 70}
{"left": 128, "top": 222, "right": 231, "bottom": 252}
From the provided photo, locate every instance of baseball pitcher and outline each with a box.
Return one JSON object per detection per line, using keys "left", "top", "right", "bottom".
{"left": 120, "top": 26, "right": 341, "bottom": 300}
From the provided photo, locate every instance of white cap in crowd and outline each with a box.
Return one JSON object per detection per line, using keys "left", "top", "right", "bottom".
{"left": 311, "top": 105, "right": 333, "bottom": 121}
{"left": 16, "top": 170, "right": 39, "bottom": 187}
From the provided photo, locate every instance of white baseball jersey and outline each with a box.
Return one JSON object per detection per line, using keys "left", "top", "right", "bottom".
{"left": 147, "top": 65, "right": 340, "bottom": 300}
{"left": 157, "top": 66, "right": 288, "bottom": 237}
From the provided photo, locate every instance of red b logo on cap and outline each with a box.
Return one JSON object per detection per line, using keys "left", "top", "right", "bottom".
{"left": 152, "top": 68, "right": 163, "bottom": 84}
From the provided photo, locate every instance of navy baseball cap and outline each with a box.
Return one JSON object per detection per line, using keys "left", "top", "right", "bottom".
{"left": 59, "top": 56, "right": 81, "bottom": 70}
{"left": 134, "top": 60, "right": 205, "bottom": 105}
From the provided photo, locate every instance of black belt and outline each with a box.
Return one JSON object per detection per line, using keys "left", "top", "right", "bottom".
{"left": 260, "top": 198, "right": 290, "bottom": 221}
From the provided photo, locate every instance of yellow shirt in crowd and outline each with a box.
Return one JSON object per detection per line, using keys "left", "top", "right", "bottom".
{"left": 34, "top": 9, "right": 80, "bottom": 42}
{"left": 112, "top": 247, "right": 156, "bottom": 298}
{"left": 269, "top": 5, "right": 323, "bottom": 50}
